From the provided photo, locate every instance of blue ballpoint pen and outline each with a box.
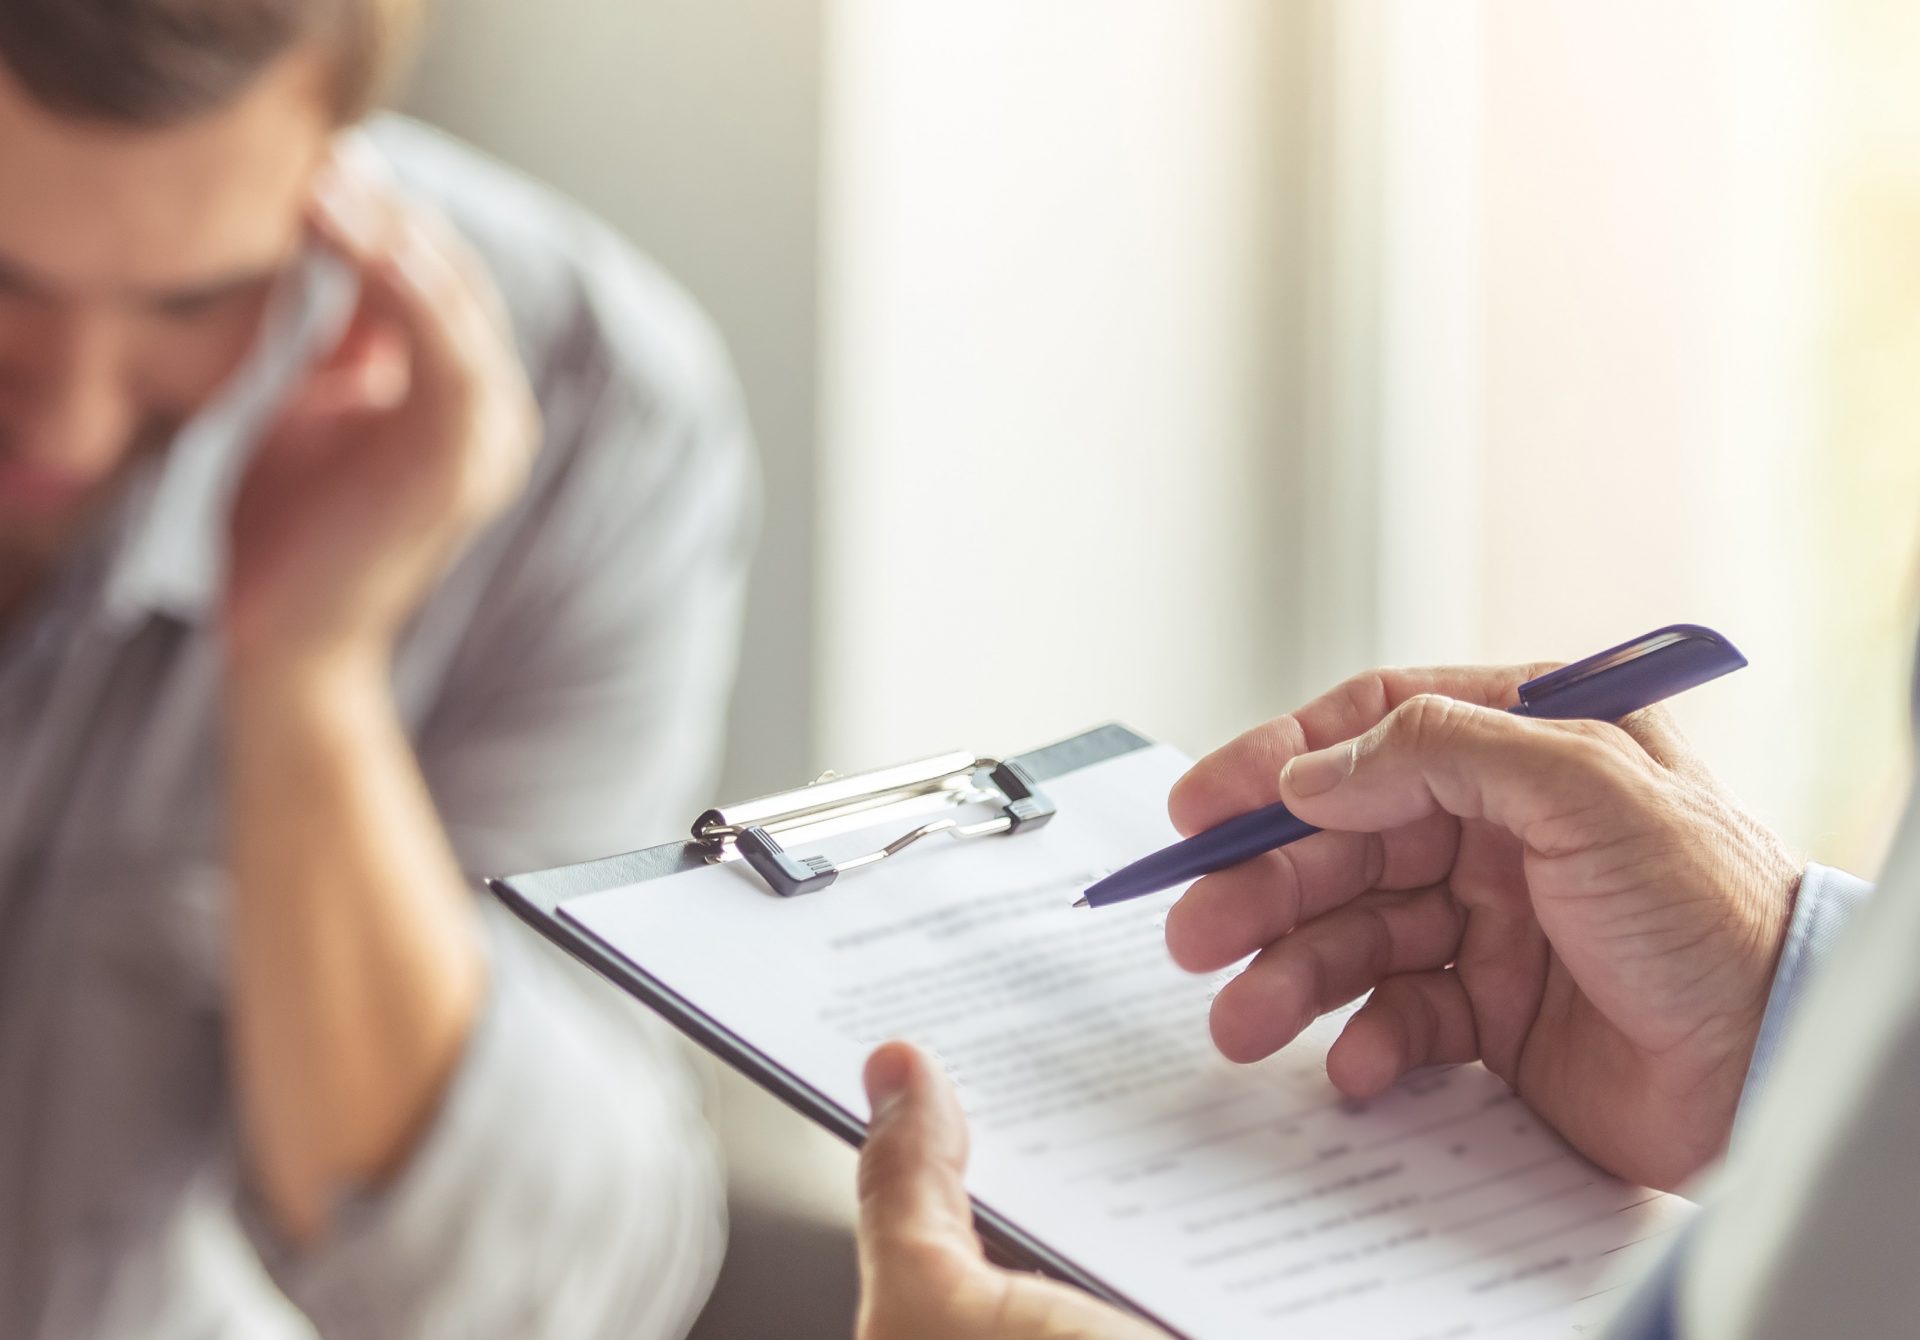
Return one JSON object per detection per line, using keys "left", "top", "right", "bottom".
{"left": 1075, "top": 624, "right": 1747, "bottom": 910}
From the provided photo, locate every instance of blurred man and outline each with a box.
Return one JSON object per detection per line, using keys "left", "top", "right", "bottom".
{"left": 852, "top": 670, "right": 1909, "bottom": 1339}
{"left": 0, "top": 2, "right": 754, "bottom": 1336}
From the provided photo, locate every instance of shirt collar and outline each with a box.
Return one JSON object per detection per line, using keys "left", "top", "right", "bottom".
{"left": 102, "top": 248, "right": 358, "bottom": 627}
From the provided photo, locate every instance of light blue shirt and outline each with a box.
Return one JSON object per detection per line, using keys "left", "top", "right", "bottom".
{"left": 1606, "top": 861, "right": 1876, "bottom": 1338}
{"left": 1738, "top": 864, "right": 1876, "bottom": 1118}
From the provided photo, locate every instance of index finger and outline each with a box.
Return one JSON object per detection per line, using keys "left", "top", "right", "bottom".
{"left": 1168, "top": 662, "right": 1560, "bottom": 837}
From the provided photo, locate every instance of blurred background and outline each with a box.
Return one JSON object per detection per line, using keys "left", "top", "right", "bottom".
{"left": 404, "top": 0, "right": 1920, "bottom": 1331}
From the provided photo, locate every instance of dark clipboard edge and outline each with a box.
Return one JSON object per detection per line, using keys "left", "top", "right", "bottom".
{"left": 486, "top": 723, "right": 1191, "bottom": 1339}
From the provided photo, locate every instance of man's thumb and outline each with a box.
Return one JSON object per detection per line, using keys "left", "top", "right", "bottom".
{"left": 855, "top": 1043, "right": 980, "bottom": 1268}
{"left": 1278, "top": 693, "right": 1641, "bottom": 845}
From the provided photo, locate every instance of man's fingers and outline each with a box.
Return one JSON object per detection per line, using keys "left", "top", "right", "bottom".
{"left": 1325, "top": 969, "right": 1480, "bottom": 1098}
{"left": 307, "top": 152, "right": 541, "bottom": 520}
{"left": 1165, "top": 820, "right": 1457, "bottom": 974}
{"left": 1450, "top": 904, "right": 1549, "bottom": 1081}
{"left": 274, "top": 308, "right": 413, "bottom": 426}
{"left": 1208, "top": 886, "right": 1465, "bottom": 1064}
{"left": 1169, "top": 713, "right": 1306, "bottom": 836}
{"left": 362, "top": 212, "right": 498, "bottom": 398}
{"left": 1168, "top": 663, "right": 1559, "bottom": 837}
{"left": 856, "top": 1043, "right": 982, "bottom": 1283}
{"left": 310, "top": 155, "right": 517, "bottom": 403}
{"left": 1277, "top": 695, "right": 1651, "bottom": 852}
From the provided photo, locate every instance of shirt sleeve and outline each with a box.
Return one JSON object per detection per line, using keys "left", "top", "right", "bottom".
{"left": 1674, "top": 811, "right": 1920, "bottom": 1339}
{"left": 1734, "top": 862, "right": 1874, "bottom": 1122}
{"left": 1596, "top": 863, "right": 1874, "bottom": 1340}
{"left": 240, "top": 241, "right": 759, "bottom": 1339}
{"left": 241, "top": 900, "right": 728, "bottom": 1340}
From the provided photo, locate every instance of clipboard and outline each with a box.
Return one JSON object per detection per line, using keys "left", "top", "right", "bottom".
{"left": 487, "top": 723, "right": 1163, "bottom": 1321}
{"left": 487, "top": 721, "right": 1688, "bottom": 1338}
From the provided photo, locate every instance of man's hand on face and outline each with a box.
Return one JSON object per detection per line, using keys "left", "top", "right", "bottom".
{"left": 854, "top": 1042, "right": 1167, "bottom": 1340}
{"left": 223, "top": 148, "right": 539, "bottom": 672}
{"left": 1165, "top": 668, "right": 1801, "bottom": 1190}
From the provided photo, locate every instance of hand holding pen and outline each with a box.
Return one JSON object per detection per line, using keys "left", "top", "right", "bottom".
{"left": 1134, "top": 629, "right": 1799, "bottom": 1193}
{"left": 1080, "top": 626, "right": 1745, "bottom": 908}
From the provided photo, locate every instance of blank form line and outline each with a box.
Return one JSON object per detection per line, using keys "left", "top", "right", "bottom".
{"left": 1141, "top": 1098, "right": 1538, "bottom": 1212}
{"left": 1155, "top": 1151, "right": 1331, "bottom": 1212}
{"left": 1397, "top": 1196, "right": 1626, "bottom": 1286}
{"left": 1600, "top": 1229, "right": 1673, "bottom": 1258}
{"left": 1066, "top": 1097, "right": 1343, "bottom": 1184}
{"left": 1427, "top": 1153, "right": 1565, "bottom": 1202}
{"left": 1069, "top": 1089, "right": 1269, "bottom": 1146}
{"left": 1358, "top": 1105, "right": 1500, "bottom": 1154}
{"left": 1122, "top": 1096, "right": 1492, "bottom": 1202}
{"left": 1481, "top": 1294, "right": 1587, "bottom": 1333}
{"left": 1435, "top": 1177, "right": 1596, "bottom": 1237}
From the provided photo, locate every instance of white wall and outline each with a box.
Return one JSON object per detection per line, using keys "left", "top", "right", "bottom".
{"left": 816, "top": 0, "right": 1315, "bottom": 773}
{"left": 404, "top": 0, "right": 824, "bottom": 803}
{"left": 406, "top": 0, "right": 1834, "bottom": 850}
{"left": 1473, "top": 0, "right": 1821, "bottom": 839}
{"left": 1324, "top": 1, "right": 1822, "bottom": 843}
{"left": 1300, "top": 0, "right": 1489, "bottom": 681}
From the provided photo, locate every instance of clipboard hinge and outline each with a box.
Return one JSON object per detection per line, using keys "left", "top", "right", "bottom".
{"left": 737, "top": 829, "right": 840, "bottom": 898}
{"left": 694, "top": 754, "right": 1057, "bottom": 897}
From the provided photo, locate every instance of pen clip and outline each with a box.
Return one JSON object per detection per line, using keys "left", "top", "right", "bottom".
{"left": 1515, "top": 623, "right": 1747, "bottom": 721}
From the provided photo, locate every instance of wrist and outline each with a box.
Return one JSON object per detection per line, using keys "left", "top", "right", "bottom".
{"left": 223, "top": 636, "right": 394, "bottom": 726}
{"left": 1736, "top": 856, "right": 1805, "bottom": 1026}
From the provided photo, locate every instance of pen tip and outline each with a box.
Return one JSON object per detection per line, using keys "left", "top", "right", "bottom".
{"left": 1072, "top": 896, "right": 1089, "bottom": 908}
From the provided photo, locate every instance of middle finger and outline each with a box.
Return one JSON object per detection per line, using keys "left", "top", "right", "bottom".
{"left": 1207, "top": 883, "right": 1467, "bottom": 1064}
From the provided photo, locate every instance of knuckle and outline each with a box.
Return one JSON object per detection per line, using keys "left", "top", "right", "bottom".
{"left": 855, "top": 1136, "right": 913, "bottom": 1209}
{"left": 1334, "top": 669, "right": 1395, "bottom": 725}
{"left": 1298, "top": 936, "right": 1332, "bottom": 1007}
{"left": 1359, "top": 831, "right": 1389, "bottom": 892}
{"left": 1356, "top": 902, "right": 1396, "bottom": 976}
{"left": 1554, "top": 717, "right": 1628, "bottom": 751}
{"left": 1392, "top": 693, "right": 1469, "bottom": 752}
{"left": 1403, "top": 979, "right": 1442, "bottom": 1053}
{"left": 1544, "top": 719, "right": 1643, "bottom": 782}
{"left": 1265, "top": 843, "right": 1308, "bottom": 931}
{"left": 859, "top": 1233, "right": 973, "bottom": 1314}
{"left": 1249, "top": 714, "right": 1310, "bottom": 783}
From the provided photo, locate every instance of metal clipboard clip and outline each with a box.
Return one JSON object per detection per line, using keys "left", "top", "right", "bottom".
{"left": 691, "top": 752, "right": 1057, "bottom": 897}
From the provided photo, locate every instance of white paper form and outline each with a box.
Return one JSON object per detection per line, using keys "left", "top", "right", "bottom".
{"left": 563, "top": 744, "right": 1691, "bottom": 1339}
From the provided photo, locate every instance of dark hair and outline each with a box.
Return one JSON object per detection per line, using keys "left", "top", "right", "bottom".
{"left": 0, "top": 0, "right": 422, "bottom": 126}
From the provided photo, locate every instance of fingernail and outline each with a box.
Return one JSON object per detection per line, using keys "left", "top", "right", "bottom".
{"left": 865, "top": 1045, "right": 914, "bottom": 1122}
{"left": 1283, "top": 741, "right": 1357, "bottom": 798}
